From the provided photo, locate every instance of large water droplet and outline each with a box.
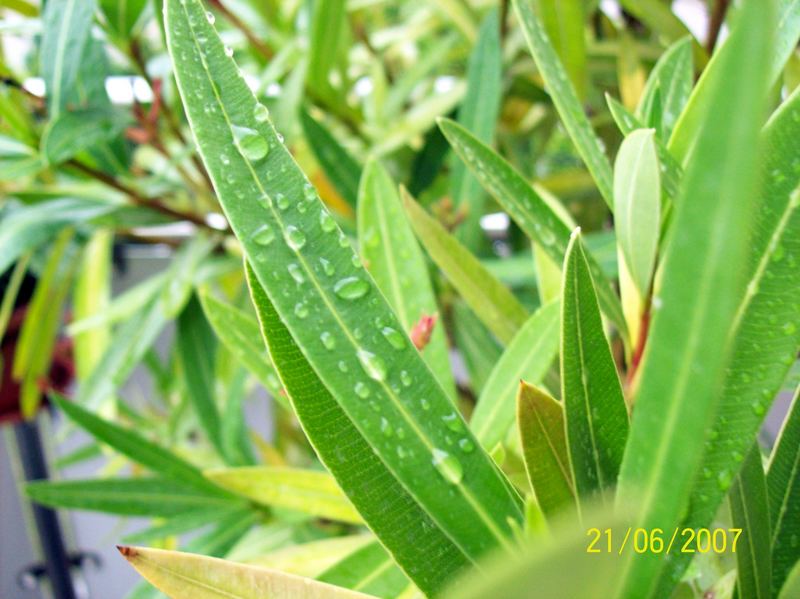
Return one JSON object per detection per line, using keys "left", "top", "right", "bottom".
{"left": 333, "top": 277, "right": 369, "bottom": 300}
{"left": 354, "top": 381, "right": 370, "bottom": 398}
{"left": 357, "top": 349, "right": 387, "bottom": 381}
{"left": 232, "top": 125, "right": 269, "bottom": 161}
{"left": 432, "top": 449, "right": 463, "bottom": 484}
{"left": 381, "top": 327, "right": 405, "bottom": 350}
{"left": 251, "top": 224, "right": 274, "bottom": 246}
{"left": 253, "top": 103, "right": 270, "bottom": 123}
{"left": 320, "top": 331, "right": 335, "bottom": 350}
{"left": 442, "top": 413, "right": 464, "bottom": 433}
{"left": 284, "top": 226, "right": 306, "bottom": 250}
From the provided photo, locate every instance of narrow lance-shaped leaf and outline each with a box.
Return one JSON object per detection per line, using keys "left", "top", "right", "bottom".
{"left": 26, "top": 478, "right": 239, "bottom": 517}
{"left": 206, "top": 467, "right": 363, "bottom": 525}
{"left": 512, "top": 0, "right": 614, "bottom": 208}
{"left": 653, "top": 82, "right": 800, "bottom": 597}
{"left": 248, "top": 536, "right": 373, "bottom": 578}
{"left": 166, "top": 0, "right": 523, "bottom": 576}
{"left": 613, "top": 129, "right": 660, "bottom": 299}
{"left": 561, "top": 231, "right": 629, "bottom": 509}
{"left": 73, "top": 230, "right": 112, "bottom": 381}
{"left": 729, "top": 445, "right": 771, "bottom": 599}
{"left": 767, "top": 386, "right": 800, "bottom": 597}
{"left": 614, "top": 1, "right": 774, "bottom": 596}
{"left": 517, "top": 382, "right": 575, "bottom": 518}
{"left": 470, "top": 300, "right": 560, "bottom": 450}
{"left": 450, "top": 10, "right": 502, "bottom": 250}
{"left": 246, "top": 264, "right": 470, "bottom": 596}
{"left": 402, "top": 189, "right": 528, "bottom": 345}
{"left": 637, "top": 37, "right": 693, "bottom": 139}
{"left": 533, "top": 0, "right": 587, "bottom": 100}
{"left": 119, "top": 546, "right": 375, "bottom": 599}
{"left": 318, "top": 541, "right": 410, "bottom": 599}
{"left": 52, "top": 394, "right": 226, "bottom": 494}
{"left": 452, "top": 301, "right": 503, "bottom": 394}
{"left": 779, "top": 561, "right": 800, "bottom": 599}
{"left": 358, "top": 160, "right": 456, "bottom": 399}
{"left": 199, "top": 292, "right": 285, "bottom": 401}
{"left": 439, "top": 119, "right": 627, "bottom": 337}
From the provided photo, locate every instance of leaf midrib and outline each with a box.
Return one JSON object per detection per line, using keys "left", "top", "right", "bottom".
{"left": 175, "top": 1, "right": 520, "bottom": 555}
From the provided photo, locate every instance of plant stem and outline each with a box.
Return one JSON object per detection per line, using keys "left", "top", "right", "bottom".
{"left": 706, "top": 0, "right": 730, "bottom": 54}
{"left": 207, "top": 0, "right": 273, "bottom": 60}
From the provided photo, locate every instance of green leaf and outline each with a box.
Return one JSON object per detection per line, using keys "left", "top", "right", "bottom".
{"left": 614, "top": 0, "right": 775, "bottom": 594}
{"left": 637, "top": 37, "right": 693, "bottom": 139}
{"left": 517, "top": 382, "right": 575, "bottom": 518}
{"left": 450, "top": 10, "right": 502, "bottom": 250}
{"left": 73, "top": 229, "right": 112, "bottom": 380}
{"left": 512, "top": 0, "right": 614, "bottom": 208}
{"left": 177, "top": 293, "right": 223, "bottom": 456}
{"left": 402, "top": 189, "right": 528, "bottom": 345}
{"left": 471, "top": 300, "right": 560, "bottom": 450}
{"left": 26, "top": 478, "right": 237, "bottom": 516}
{"left": 246, "top": 264, "right": 470, "bottom": 596}
{"left": 605, "top": 94, "right": 682, "bottom": 201}
{"left": 452, "top": 301, "right": 503, "bottom": 394}
{"left": 617, "top": 0, "right": 702, "bottom": 63}
{"left": 0, "top": 134, "right": 44, "bottom": 179}
{"left": 165, "top": 0, "right": 522, "bottom": 585}
{"left": 206, "top": 467, "right": 363, "bottom": 524}
{"left": 198, "top": 292, "right": 284, "bottom": 400}
{"left": 119, "top": 546, "right": 375, "bottom": 599}
{"left": 561, "top": 231, "right": 628, "bottom": 508}
{"left": 0, "top": 198, "right": 118, "bottom": 275}
{"left": 653, "top": 83, "right": 800, "bottom": 598}
{"left": 438, "top": 118, "right": 627, "bottom": 337}
{"left": 768, "top": 386, "right": 800, "bottom": 597}
{"left": 39, "top": 0, "right": 96, "bottom": 115}
{"left": 668, "top": 0, "right": 799, "bottom": 165}
{"left": 123, "top": 507, "right": 249, "bottom": 544}
{"left": 612, "top": 129, "right": 660, "bottom": 298}
{"left": 51, "top": 395, "right": 223, "bottom": 494}
{"left": 99, "top": 0, "right": 148, "bottom": 38}
{"left": 779, "top": 560, "right": 800, "bottom": 599}
{"left": 307, "top": 0, "right": 349, "bottom": 99}
{"left": 729, "top": 445, "right": 771, "bottom": 599}
{"left": 300, "top": 107, "right": 361, "bottom": 209}
{"left": 532, "top": 0, "right": 587, "bottom": 100}
{"left": 41, "top": 108, "right": 124, "bottom": 165}
{"left": 250, "top": 536, "right": 373, "bottom": 578}
{"left": 318, "top": 541, "right": 410, "bottom": 599}
{"left": 358, "top": 160, "right": 456, "bottom": 399}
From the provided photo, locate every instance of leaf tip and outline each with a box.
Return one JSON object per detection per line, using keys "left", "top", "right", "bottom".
{"left": 117, "top": 545, "right": 138, "bottom": 560}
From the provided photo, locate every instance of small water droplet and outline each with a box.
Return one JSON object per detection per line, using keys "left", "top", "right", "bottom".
{"left": 400, "top": 371, "right": 412, "bottom": 387}
{"left": 205, "top": 10, "right": 215, "bottom": 24}
{"left": 257, "top": 193, "right": 272, "bottom": 209}
{"left": 752, "top": 401, "right": 766, "bottom": 416}
{"left": 319, "top": 258, "right": 335, "bottom": 276}
{"left": 397, "top": 446, "right": 408, "bottom": 459}
{"left": 357, "top": 349, "right": 387, "bottom": 381}
{"left": 320, "top": 331, "right": 335, "bottom": 350}
{"left": 251, "top": 224, "right": 274, "bottom": 246}
{"left": 380, "top": 418, "right": 393, "bottom": 437}
{"left": 294, "top": 302, "right": 309, "bottom": 318}
{"left": 232, "top": 125, "right": 269, "bottom": 161}
{"left": 396, "top": 427, "right": 406, "bottom": 440}
{"left": 338, "top": 232, "right": 350, "bottom": 248}
{"left": 717, "top": 470, "right": 732, "bottom": 491}
{"left": 333, "top": 277, "right": 369, "bottom": 300}
{"left": 338, "top": 360, "right": 348, "bottom": 373}
{"left": 420, "top": 398, "right": 430, "bottom": 410}
{"left": 381, "top": 327, "right": 405, "bottom": 349}
{"left": 220, "top": 153, "right": 231, "bottom": 166}
{"left": 287, "top": 263, "right": 304, "bottom": 284}
{"left": 458, "top": 438, "right": 475, "bottom": 453}
{"left": 224, "top": 45, "right": 234, "bottom": 57}
{"left": 354, "top": 381, "right": 370, "bottom": 398}
{"left": 253, "top": 103, "right": 270, "bottom": 122}
{"left": 432, "top": 448, "right": 463, "bottom": 484}
{"left": 284, "top": 226, "right": 306, "bottom": 250}
{"left": 443, "top": 413, "right": 464, "bottom": 433}
{"left": 303, "top": 183, "right": 315, "bottom": 201}
{"left": 782, "top": 322, "right": 797, "bottom": 335}
{"left": 276, "top": 194, "right": 290, "bottom": 210}
{"left": 319, "top": 210, "right": 336, "bottom": 232}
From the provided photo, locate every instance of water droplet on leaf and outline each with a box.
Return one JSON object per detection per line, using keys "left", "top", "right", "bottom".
{"left": 334, "top": 277, "right": 369, "bottom": 300}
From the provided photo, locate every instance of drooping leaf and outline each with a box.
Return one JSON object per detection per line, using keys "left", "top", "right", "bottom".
{"left": 0, "top": 135, "right": 44, "bottom": 179}
{"left": 614, "top": 1, "right": 775, "bottom": 595}
{"left": 471, "top": 300, "right": 560, "bottom": 450}
{"left": 73, "top": 229, "right": 112, "bottom": 380}
{"left": 560, "top": 231, "right": 628, "bottom": 509}
{"left": 637, "top": 37, "right": 693, "bottom": 139}
{"left": 246, "top": 264, "right": 470, "bottom": 596}
{"left": 199, "top": 292, "right": 284, "bottom": 401}
{"left": 450, "top": 10, "right": 502, "bottom": 250}
{"left": 41, "top": 108, "right": 125, "bottom": 165}
{"left": 26, "top": 478, "right": 239, "bottom": 516}
{"left": 119, "top": 546, "right": 375, "bottom": 599}
{"left": 402, "top": 189, "right": 528, "bottom": 345}
{"left": 39, "top": 0, "right": 96, "bottom": 115}
{"left": 654, "top": 85, "right": 800, "bottom": 597}
{"left": 358, "top": 160, "right": 456, "bottom": 399}
{"left": 206, "top": 467, "right": 363, "bottom": 525}
{"left": 123, "top": 507, "right": 250, "bottom": 545}
{"left": 612, "top": 129, "right": 660, "bottom": 298}
{"left": 512, "top": 0, "right": 614, "bottom": 207}
{"left": 438, "top": 119, "right": 626, "bottom": 337}
{"left": 318, "top": 541, "right": 410, "bottom": 599}
{"left": 767, "top": 386, "right": 800, "bottom": 597}
{"left": 51, "top": 395, "right": 224, "bottom": 495}
{"left": 729, "top": 445, "right": 771, "bottom": 599}
{"left": 517, "top": 382, "right": 575, "bottom": 518}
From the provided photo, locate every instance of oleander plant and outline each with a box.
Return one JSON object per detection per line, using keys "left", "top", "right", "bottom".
{"left": 1, "top": 0, "right": 799, "bottom": 597}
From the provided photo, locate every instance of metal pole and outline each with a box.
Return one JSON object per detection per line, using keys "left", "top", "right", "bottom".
{"left": 13, "top": 418, "right": 77, "bottom": 599}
